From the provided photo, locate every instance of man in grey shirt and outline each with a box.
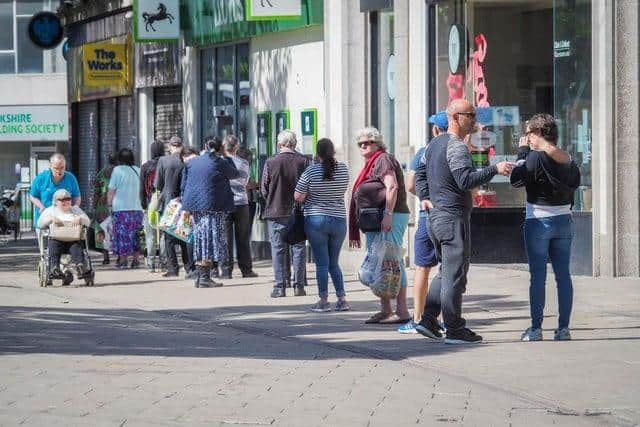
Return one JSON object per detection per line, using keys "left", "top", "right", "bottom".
{"left": 415, "top": 99, "right": 512, "bottom": 344}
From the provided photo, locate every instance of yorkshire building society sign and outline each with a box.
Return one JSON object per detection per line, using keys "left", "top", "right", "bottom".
{"left": 135, "top": 0, "right": 180, "bottom": 42}
{"left": 246, "top": 0, "right": 302, "bottom": 21}
{"left": 0, "top": 106, "right": 68, "bottom": 142}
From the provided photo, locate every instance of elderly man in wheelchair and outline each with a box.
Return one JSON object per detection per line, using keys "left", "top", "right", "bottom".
{"left": 38, "top": 189, "right": 93, "bottom": 286}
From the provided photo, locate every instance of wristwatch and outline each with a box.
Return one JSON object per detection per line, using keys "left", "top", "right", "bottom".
{"left": 383, "top": 210, "right": 393, "bottom": 216}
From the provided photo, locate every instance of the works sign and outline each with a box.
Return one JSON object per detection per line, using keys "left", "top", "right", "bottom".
{"left": 0, "top": 106, "right": 68, "bottom": 142}
{"left": 83, "top": 43, "right": 128, "bottom": 87}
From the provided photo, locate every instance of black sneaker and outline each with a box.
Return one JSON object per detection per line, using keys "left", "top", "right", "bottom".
{"left": 293, "top": 286, "right": 306, "bottom": 297}
{"left": 242, "top": 271, "right": 258, "bottom": 278}
{"left": 415, "top": 318, "right": 443, "bottom": 340}
{"left": 444, "top": 328, "right": 483, "bottom": 345}
{"left": 270, "top": 287, "right": 286, "bottom": 298}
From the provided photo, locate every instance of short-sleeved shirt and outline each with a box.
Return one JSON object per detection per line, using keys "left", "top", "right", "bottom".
{"left": 410, "top": 146, "right": 427, "bottom": 218}
{"left": 30, "top": 170, "right": 80, "bottom": 226}
{"left": 108, "top": 165, "right": 142, "bottom": 212}
{"left": 354, "top": 153, "right": 409, "bottom": 213}
{"left": 295, "top": 162, "right": 350, "bottom": 218}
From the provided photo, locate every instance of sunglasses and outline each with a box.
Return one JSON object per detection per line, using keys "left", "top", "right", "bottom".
{"left": 456, "top": 111, "right": 476, "bottom": 118}
{"left": 358, "top": 140, "right": 376, "bottom": 148}
{"left": 57, "top": 197, "right": 72, "bottom": 202}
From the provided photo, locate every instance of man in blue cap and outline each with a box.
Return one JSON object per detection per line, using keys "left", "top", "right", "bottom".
{"left": 398, "top": 111, "right": 448, "bottom": 334}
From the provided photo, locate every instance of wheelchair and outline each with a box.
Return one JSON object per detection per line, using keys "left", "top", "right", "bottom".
{"left": 37, "top": 226, "right": 95, "bottom": 287}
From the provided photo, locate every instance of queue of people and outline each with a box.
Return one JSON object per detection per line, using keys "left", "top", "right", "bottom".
{"left": 30, "top": 97, "right": 580, "bottom": 343}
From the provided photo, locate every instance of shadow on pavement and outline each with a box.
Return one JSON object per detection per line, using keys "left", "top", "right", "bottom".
{"left": 0, "top": 296, "right": 530, "bottom": 361}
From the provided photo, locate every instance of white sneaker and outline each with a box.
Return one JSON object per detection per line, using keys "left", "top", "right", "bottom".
{"left": 521, "top": 327, "right": 543, "bottom": 342}
{"left": 554, "top": 327, "right": 571, "bottom": 341}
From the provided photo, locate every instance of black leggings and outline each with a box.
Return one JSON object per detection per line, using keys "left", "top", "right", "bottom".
{"left": 48, "top": 239, "right": 84, "bottom": 269}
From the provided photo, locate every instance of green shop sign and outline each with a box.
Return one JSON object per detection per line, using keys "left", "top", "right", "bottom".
{"left": 0, "top": 106, "right": 68, "bottom": 142}
{"left": 183, "top": 0, "right": 323, "bottom": 47}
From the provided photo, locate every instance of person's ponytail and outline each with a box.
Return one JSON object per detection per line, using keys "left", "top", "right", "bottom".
{"left": 316, "top": 138, "right": 336, "bottom": 180}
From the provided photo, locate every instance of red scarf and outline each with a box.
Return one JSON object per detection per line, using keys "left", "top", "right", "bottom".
{"left": 349, "top": 148, "right": 386, "bottom": 246}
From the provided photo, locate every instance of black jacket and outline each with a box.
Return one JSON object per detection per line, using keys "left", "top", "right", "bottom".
{"left": 154, "top": 153, "right": 184, "bottom": 211}
{"left": 510, "top": 146, "right": 581, "bottom": 206}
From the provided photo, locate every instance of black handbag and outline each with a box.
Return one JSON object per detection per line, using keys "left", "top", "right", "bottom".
{"left": 358, "top": 207, "right": 383, "bottom": 232}
{"left": 284, "top": 206, "right": 306, "bottom": 244}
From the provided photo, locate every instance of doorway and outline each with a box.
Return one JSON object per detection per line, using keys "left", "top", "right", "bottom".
{"left": 201, "top": 43, "right": 250, "bottom": 148}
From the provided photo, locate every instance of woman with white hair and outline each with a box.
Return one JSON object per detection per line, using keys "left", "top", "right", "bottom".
{"left": 350, "top": 127, "right": 411, "bottom": 324}
{"left": 38, "top": 189, "right": 90, "bottom": 279}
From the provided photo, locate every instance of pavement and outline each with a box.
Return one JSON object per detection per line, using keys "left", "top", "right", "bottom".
{"left": 0, "top": 237, "right": 639, "bottom": 427}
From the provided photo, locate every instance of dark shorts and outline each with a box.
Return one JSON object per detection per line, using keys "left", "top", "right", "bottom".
{"left": 414, "top": 214, "right": 438, "bottom": 268}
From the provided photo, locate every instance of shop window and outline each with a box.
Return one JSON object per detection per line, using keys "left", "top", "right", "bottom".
{"left": 17, "top": 0, "right": 43, "bottom": 15}
{"left": 17, "top": 15, "right": 43, "bottom": 73}
{"left": 370, "top": 10, "right": 395, "bottom": 153}
{"left": 0, "top": 2, "right": 13, "bottom": 51}
{"left": 0, "top": 0, "right": 62, "bottom": 74}
{"left": 0, "top": 53, "right": 15, "bottom": 74}
{"left": 431, "top": 0, "right": 591, "bottom": 210}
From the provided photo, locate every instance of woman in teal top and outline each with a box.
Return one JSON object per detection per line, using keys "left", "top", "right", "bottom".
{"left": 108, "top": 148, "right": 143, "bottom": 269}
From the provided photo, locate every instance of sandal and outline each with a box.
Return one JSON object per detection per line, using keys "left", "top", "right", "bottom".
{"left": 379, "top": 313, "right": 411, "bottom": 324}
{"left": 365, "top": 311, "right": 392, "bottom": 324}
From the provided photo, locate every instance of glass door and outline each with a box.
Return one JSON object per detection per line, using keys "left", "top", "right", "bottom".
{"left": 201, "top": 43, "right": 251, "bottom": 149}
{"left": 553, "top": 0, "right": 592, "bottom": 211}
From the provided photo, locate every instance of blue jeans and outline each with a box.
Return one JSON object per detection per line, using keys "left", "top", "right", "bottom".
{"left": 304, "top": 215, "right": 347, "bottom": 298}
{"left": 523, "top": 214, "right": 574, "bottom": 330}
{"left": 268, "top": 218, "right": 306, "bottom": 289}
{"left": 365, "top": 212, "right": 409, "bottom": 287}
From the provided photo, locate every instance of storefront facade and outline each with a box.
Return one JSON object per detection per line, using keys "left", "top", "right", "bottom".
{"left": 0, "top": 0, "right": 68, "bottom": 230}
{"left": 332, "top": 0, "right": 637, "bottom": 277}
{"left": 182, "top": 0, "right": 324, "bottom": 255}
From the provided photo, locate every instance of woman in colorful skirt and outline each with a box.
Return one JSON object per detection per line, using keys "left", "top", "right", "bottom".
{"left": 107, "top": 148, "right": 143, "bottom": 269}
{"left": 181, "top": 136, "right": 247, "bottom": 288}
{"left": 92, "top": 153, "right": 117, "bottom": 264}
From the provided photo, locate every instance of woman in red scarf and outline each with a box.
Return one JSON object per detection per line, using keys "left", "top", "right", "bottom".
{"left": 349, "top": 127, "right": 411, "bottom": 324}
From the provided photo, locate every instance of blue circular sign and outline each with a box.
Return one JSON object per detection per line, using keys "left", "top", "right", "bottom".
{"left": 28, "top": 12, "right": 64, "bottom": 49}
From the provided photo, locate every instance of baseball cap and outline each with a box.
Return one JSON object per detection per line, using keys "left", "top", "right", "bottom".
{"left": 428, "top": 111, "right": 448, "bottom": 131}
{"left": 168, "top": 136, "right": 183, "bottom": 147}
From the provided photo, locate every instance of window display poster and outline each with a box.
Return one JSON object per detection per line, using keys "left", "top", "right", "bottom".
{"left": 257, "top": 111, "right": 272, "bottom": 182}
{"left": 275, "top": 110, "right": 290, "bottom": 136}
{"left": 300, "top": 108, "right": 317, "bottom": 155}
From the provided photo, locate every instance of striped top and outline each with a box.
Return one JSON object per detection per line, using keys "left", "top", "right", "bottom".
{"left": 295, "top": 161, "right": 350, "bottom": 218}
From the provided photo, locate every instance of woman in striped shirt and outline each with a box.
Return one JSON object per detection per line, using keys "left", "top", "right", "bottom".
{"left": 294, "top": 138, "right": 351, "bottom": 312}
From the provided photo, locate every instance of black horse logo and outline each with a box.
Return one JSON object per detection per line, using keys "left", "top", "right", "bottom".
{"left": 142, "top": 3, "right": 175, "bottom": 32}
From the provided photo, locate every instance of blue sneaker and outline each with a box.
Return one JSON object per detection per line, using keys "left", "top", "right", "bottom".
{"left": 398, "top": 319, "right": 419, "bottom": 334}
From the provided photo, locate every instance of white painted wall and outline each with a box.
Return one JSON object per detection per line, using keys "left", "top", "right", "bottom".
{"left": 0, "top": 74, "right": 67, "bottom": 106}
{"left": 249, "top": 26, "right": 325, "bottom": 152}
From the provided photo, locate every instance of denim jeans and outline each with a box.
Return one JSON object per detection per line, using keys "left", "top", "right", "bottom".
{"left": 304, "top": 215, "right": 346, "bottom": 298}
{"left": 524, "top": 214, "right": 574, "bottom": 330}
{"left": 268, "top": 217, "right": 306, "bottom": 289}
{"left": 423, "top": 210, "right": 471, "bottom": 332}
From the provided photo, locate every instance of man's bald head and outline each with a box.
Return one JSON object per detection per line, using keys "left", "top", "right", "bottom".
{"left": 447, "top": 99, "right": 473, "bottom": 116}
{"left": 49, "top": 153, "right": 66, "bottom": 183}
{"left": 50, "top": 153, "right": 66, "bottom": 165}
{"left": 446, "top": 98, "right": 476, "bottom": 139}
